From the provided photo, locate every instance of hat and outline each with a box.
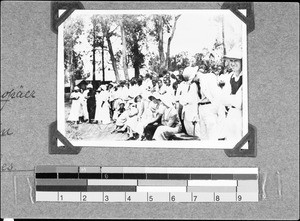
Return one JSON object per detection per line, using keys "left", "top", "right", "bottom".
{"left": 74, "top": 86, "right": 79, "bottom": 91}
{"left": 182, "top": 66, "right": 197, "bottom": 82}
{"left": 87, "top": 84, "right": 93, "bottom": 89}
{"left": 160, "top": 95, "right": 174, "bottom": 108}
{"left": 223, "top": 47, "right": 242, "bottom": 60}
{"left": 148, "top": 92, "right": 161, "bottom": 101}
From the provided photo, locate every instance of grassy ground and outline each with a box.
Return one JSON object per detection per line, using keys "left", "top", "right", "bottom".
{"left": 65, "top": 102, "right": 128, "bottom": 141}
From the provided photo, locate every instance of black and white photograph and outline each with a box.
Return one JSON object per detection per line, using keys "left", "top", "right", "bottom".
{"left": 57, "top": 9, "right": 248, "bottom": 148}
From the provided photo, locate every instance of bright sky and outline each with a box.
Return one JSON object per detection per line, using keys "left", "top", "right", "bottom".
{"left": 170, "top": 10, "right": 244, "bottom": 56}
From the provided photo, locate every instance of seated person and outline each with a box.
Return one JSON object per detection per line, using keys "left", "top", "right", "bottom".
{"left": 133, "top": 93, "right": 164, "bottom": 140}
{"left": 152, "top": 95, "right": 182, "bottom": 140}
{"left": 112, "top": 101, "right": 126, "bottom": 122}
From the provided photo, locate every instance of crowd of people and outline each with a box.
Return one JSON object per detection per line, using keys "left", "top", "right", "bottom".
{"left": 67, "top": 48, "right": 244, "bottom": 141}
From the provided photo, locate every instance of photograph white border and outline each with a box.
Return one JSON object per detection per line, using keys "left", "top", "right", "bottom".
{"left": 57, "top": 9, "right": 248, "bottom": 149}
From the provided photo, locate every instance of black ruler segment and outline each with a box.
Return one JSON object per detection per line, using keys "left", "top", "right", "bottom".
{"left": 147, "top": 173, "right": 168, "bottom": 179}
{"left": 211, "top": 174, "right": 234, "bottom": 180}
{"left": 79, "top": 173, "right": 101, "bottom": 179}
{"left": 102, "top": 173, "right": 124, "bottom": 179}
{"left": 233, "top": 174, "right": 257, "bottom": 180}
{"left": 36, "top": 173, "right": 57, "bottom": 179}
{"left": 35, "top": 173, "right": 258, "bottom": 180}
{"left": 168, "top": 174, "right": 191, "bottom": 180}
{"left": 191, "top": 174, "right": 212, "bottom": 180}
{"left": 36, "top": 185, "right": 87, "bottom": 192}
{"left": 59, "top": 173, "right": 79, "bottom": 179}
{"left": 87, "top": 186, "right": 136, "bottom": 192}
{"left": 123, "top": 173, "right": 146, "bottom": 179}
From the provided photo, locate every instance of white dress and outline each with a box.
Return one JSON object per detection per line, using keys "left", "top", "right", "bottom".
{"left": 219, "top": 73, "right": 243, "bottom": 140}
{"left": 67, "top": 92, "right": 81, "bottom": 121}
{"left": 80, "top": 90, "right": 89, "bottom": 120}
{"left": 95, "top": 91, "right": 111, "bottom": 124}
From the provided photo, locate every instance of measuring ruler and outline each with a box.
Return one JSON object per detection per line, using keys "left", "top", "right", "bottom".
{"left": 35, "top": 166, "right": 258, "bottom": 202}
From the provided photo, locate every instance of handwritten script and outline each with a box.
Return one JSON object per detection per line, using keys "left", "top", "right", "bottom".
{"left": 0, "top": 154, "right": 15, "bottom": 172}
{"left": 1, "top": 85, "right": 36, "bottom": 137}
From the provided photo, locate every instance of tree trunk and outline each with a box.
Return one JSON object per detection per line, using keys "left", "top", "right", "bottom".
{"left": 69, "top": 40, "right": 75, "bottom": 93}
{"left": 134, "top": 64, "right": 140, "bottom": 78}
{"left": 92, "top": 24, "right": 96, "bottom": 88}
{"left": 222, "top": 15, "right": 226, "bottom": 66}
{"left": 166, "top": 15, "right": 181, "bottom": 70}
{"left": 120, "top": 22, "right": 129, "bottom": 80}
{"left": 101, "top": 39, "right": 105, "bottom": 81}
{"left": 106, "top": 35, "right": 120, "bottom": 82}
{"left": 157, "top": 16, "right": 165, "bottom": 73}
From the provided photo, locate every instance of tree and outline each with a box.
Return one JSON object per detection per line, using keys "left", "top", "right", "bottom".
{"left": 64, "top": 17, "right": 84, "bottom": 92}
{"left": 101, "top": 16, "right": 121, "bottom": 82}
{"left": 120, "top": 17, "right": 129, "bottom": 80}
{"left": 149, "top": 14, "right": 181, "bottom": 73}
{"left": 123, "top": 15, "right": 147, "bottom": 78}
{"left": 166, "top": 15, "right": 181, "bottom": 70}
{"left": 88, "top": 15, "right": 120, "bottom": 83}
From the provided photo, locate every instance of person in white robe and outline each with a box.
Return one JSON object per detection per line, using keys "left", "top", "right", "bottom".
{"left": 181, "top": 60, "right": 201, "bottom": 138}
{"left": 195, "top": 67, "right": 225, "bottom": 140}
{"left": 95, "top": 85, "right": 111, "bottom": 124}
{"left": 80, "top": 86, "right": 89, "bottom": 122}
{"left": 218, "top": 48, "right": 244, "bottom": 140}
{"left": 67, "top": 86, "right": 81, "bottom": 123}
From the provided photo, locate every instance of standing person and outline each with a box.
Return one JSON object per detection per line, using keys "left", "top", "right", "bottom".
{"left": 94, "top": 87, "right": 102, "bottom": 124}
{"left": 107, "top": 83, "right": 115, "bottom": 120}
{"left": 95, "top": 85, "right": 111, "bottom": 125}
{"left": 153, "top": 95, "right": 182, "bottom": 140}
{"left": 80, "top": 85, "right": 89, "bottom": 122}
{"left": 181, "top": 58, "right": 201, "bottom": 138}
{"left": 219, "top": 48, "right": 244, "bottom": 140}
{"left": 86, "top": 84, "right": 96, "bottom": 124}
{"left": 67, "top": 86, "right": 81, "bottom": 124}
{"left": 195, "top": 64, "right": 224, "bottom": 140}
